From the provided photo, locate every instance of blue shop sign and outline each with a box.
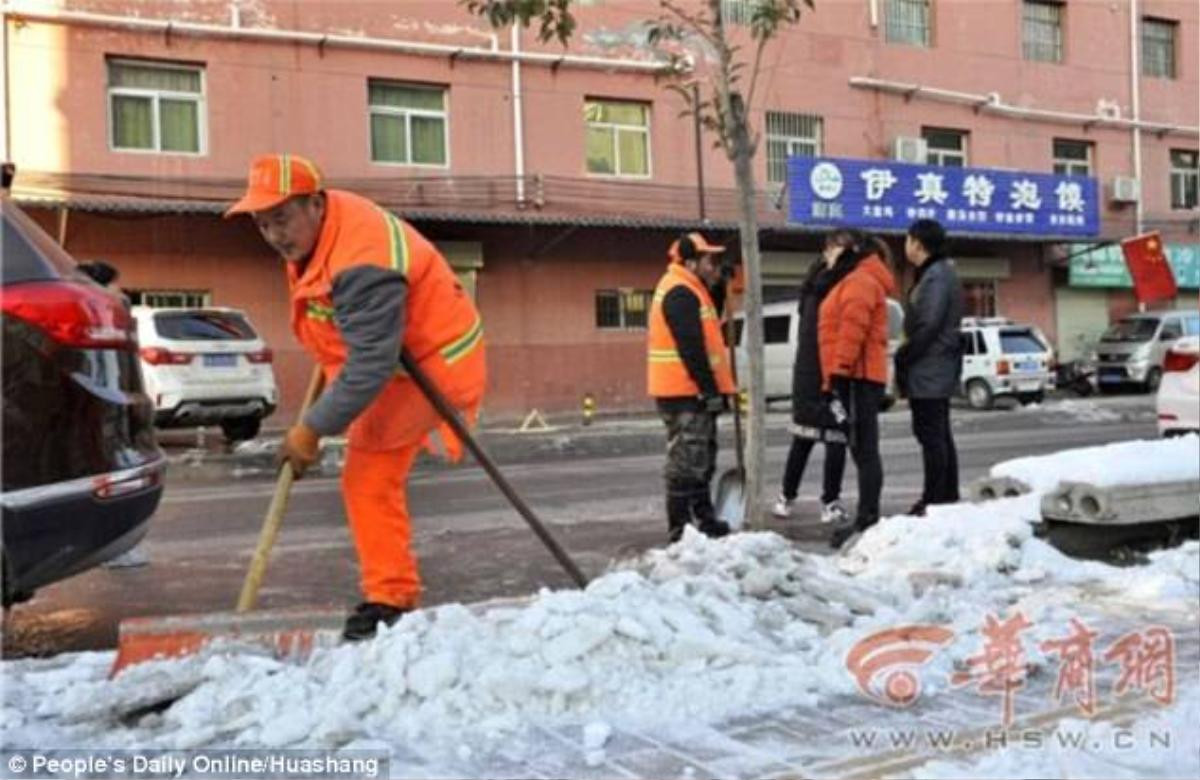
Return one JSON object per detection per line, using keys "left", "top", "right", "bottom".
{"left": 787, "top": 156, "right": 1100, "bottom": 237}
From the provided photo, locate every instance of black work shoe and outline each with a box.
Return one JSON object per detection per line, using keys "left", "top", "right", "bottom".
{"left": 907, "top": 501, "right": 928, "bottom": 517}
{"left": 697, "top": 519, "right": 731, "bottom": 539}
{"left": 830, "top": 514, "right": 880, "bottom": 550}
{"left": 342, "top": 601, "right": 409, "bottom": 642}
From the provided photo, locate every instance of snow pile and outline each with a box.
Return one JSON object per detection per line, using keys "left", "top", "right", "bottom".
{"left": 990, "top": 435, "right": 1200, "bottom": 493}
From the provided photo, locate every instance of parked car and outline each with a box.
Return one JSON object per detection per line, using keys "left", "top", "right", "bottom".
{"left": 1156, "top": 335, "right": 1200, "bottom": 437}
{"left": 734, "top": 298, "right": 904, "bottom": 409}
{"left": 1093, "top": 309, "right": 1200, "bottom": 394}
{"left": 1, "top": 181, "right": 165, "bottom": 606}
{"left": 133, "top": 306, "right": 278, "bottom": 442}
{"left": 959, "top": 317, "right": 1056, "bottom": 410}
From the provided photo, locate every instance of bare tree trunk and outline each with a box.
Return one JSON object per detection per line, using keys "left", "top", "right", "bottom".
{"left": 728, "top": 104, "right": 766, "bottom": 531}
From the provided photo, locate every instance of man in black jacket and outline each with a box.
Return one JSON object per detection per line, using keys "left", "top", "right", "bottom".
{"left": 896, "top": 219, "right": 965, "bottom": 515}
{"left": 647, "top": 233, "right": 735, "bottom": 542}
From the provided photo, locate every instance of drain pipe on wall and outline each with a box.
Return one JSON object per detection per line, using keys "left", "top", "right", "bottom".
{"left": 1129, "top": 0, "right": 1144, "bottom": 237}
{"left": 1, "top": 7, "right": 9, "bottom": 162}
{"left": 511, "top": 24, "right": 526, "bottom": 207}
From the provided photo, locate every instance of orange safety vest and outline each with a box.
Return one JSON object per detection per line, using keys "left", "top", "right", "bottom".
{"left": 288, "top": 190, "right": 484, "bottom": 451}
{"left": 646, "top": 262, "right": 736, "bottom": 398}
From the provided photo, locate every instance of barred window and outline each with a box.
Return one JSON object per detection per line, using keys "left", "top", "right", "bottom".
{"left": 1142, "top": 18, "right": 1177, "bottom": 79}
{"left": 596, "top": 289, "right": 653, "bottom": 330}
{"left": 1170, "top": 150, "right": 1198, "bottom": 210}
{"left": 1053, "top": 139, "right": 1092, "bottom": 177}
{"left": 369, "top": 81, "right": 449, "bottom": 166}
{"left": 765, "top": 111, "right": 823, "bottom": 184}
{"left": 885, "top": 0, "right": 931, "bottom": 47}
{"left": 108, "top": 59, "right": 204, "bottom": 154}
{"left": 585, "top": 100, "right": 651, "bottom": 178}
{"left": 1023, "top": 1, "right": 1064, "bottom": 63}
{"left": 720, "top": 0, "right": 756, "bottom": 25}
{"left": 922, "top": 127, "right": 967, "bottom": 167}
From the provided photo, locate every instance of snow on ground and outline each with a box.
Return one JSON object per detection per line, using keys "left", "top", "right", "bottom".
{"left": 2, "top": 440, "right": 1198, "bottom": 778}
{"left": 990, "top": 434, "right": 1200, "bottom": 492}
{"left": 1015, "top": 399, "right": 1122, "bottom": 423}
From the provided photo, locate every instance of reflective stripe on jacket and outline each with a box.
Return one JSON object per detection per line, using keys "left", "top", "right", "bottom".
{"left": 646, "top": 262, "right": 736, "bottom": 398}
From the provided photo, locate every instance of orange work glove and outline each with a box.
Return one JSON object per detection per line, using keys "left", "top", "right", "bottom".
{"left": 278, "top": 423, "right": 321, "bottom": 479}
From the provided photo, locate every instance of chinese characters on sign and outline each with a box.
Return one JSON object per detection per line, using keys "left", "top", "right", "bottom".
{"left": 789, "top": 157, "right": 1100, "bottom": 237}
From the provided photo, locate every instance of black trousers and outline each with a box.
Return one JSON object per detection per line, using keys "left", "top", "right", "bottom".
{"left": 910, "top": 397, "right": 960, "bottom": 505}
{"left": 840, "top": 380, "right": 884, "bottom": 522}
{"left": 781, "top": 436, "right": 846, "bottom": 505}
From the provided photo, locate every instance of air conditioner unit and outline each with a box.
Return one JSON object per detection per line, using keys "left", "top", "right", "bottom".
{"left": 892, "top": 136, "right": 928, "bottom": 165}
{"left": 1096, "top": 99, "right": 1121, "bottom": 120}
{"left": 1111, "top": 176, "right": 1141, "bottom": 204}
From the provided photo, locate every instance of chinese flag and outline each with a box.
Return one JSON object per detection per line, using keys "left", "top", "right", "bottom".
{"left": 1121, "top": 232, "right": 1177, "bottom": 304}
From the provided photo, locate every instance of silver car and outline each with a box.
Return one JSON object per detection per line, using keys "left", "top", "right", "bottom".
{"left": 1094, "top": 309, "right": 1200, "bottom": 393}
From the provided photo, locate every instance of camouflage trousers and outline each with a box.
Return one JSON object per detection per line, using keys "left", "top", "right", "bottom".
{"left": 659, "top": 408, "right": 720, "bottom": 539}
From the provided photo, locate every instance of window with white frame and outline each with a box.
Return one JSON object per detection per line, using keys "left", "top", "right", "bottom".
{"left": 1142, "top": 18, "right": 1177, "bottom": 79}
{"left": 369, "top": 81, "right": 449, "bottom": 166}
{"left": 720, "top": 0, "right": 759, "bottom": 25}
{"left": 885, "top": 0, "right": 931, "bottom": 47}
{"left": 1053, "top": 139, "right": 1093, "bottom": 177}
{"left": 1170, "top": 150, "right": 1199, "bottom": 210}
{"left": 108, "top": 59, "right": 204, "bottom": 153}
{"left": 1023, "top": 1, "right": 1064, "bottom": 63}
{"left": 922, "top": 127, "right": 967, "bottom": 167}
{"left": 595, "top": 289, "right": 653, "bottom": 330}
{"left": 765, "top": 111, "right": 822, "bottom": 185}
{"left": 585, "top": 100, "right": 651, "bottom": 177}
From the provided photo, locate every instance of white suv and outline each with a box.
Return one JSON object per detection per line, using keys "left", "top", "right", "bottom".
{"left": 133, "top": 306, "right": 278, "bottom": 441}
{"left": 959, "top": 317, "right": 1055, "bottom": 409}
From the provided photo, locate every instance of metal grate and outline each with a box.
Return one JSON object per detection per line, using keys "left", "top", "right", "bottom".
{"left": 595, "top": 289, "right": 653, "bottom": 330}
{"left": 885, "top": 0, "right": 931, "bottom": 47}
{"left": 766, "top": 112, "right": 822, "bottom": 184}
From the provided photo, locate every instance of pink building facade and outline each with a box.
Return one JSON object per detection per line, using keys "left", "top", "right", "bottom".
{"left": 4, "top": 0, "right": 1197, "bottom": 421}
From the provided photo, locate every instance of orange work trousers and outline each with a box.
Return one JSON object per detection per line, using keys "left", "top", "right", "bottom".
{"left": 338, "top": 347, "right": 485, "bottom": 608}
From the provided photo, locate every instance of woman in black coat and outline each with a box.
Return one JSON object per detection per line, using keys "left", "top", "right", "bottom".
{"left": 771, "top": 231, "right": 857, "bottom": 523}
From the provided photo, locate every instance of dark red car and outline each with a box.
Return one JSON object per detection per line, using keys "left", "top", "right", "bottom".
{"left": 1, "top": 167, "right": 166, "bottom": 606}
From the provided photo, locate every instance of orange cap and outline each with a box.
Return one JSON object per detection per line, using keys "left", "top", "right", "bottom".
{"left": 669, "top": 231, "right": 726, "bottom": 263}
{"left": 225, "top": 154, "right": 323, "bottom": 217}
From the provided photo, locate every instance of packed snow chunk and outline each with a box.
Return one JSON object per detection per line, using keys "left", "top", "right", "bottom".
{"left": 582, "top": 720, "right": 612, "bottom": 751}
{"left": 991, "top": 435, "right": 1200, "bottom": 494}
{"left": 540, "top": 615, "right": 616, "bottom": 665}
{"left": 407, "top": 651, "right": 460, "bottom": 699}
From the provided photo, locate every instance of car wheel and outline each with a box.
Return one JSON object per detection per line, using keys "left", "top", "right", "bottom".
{"left": 1144, "top": 368, "right": 1162, "bottom": 394}
{"left": 966, "top": 379, "right": 994, "bottom": 410}
{"left": 220, "top": 416, "right": 262, "bottom": 442}
{"left": 1017, "top": 392, "right": 1045, "bottom": 406}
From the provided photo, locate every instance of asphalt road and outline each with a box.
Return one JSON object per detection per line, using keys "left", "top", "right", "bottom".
{"left": 2, "top": 398, "right": 1160, "bottom": 658}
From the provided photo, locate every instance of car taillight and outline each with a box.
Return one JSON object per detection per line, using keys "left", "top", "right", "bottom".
{"left": 996, "top": 359, "right": 1010, "bottom": 375}
{"left": 1163, "top": 349, "right": 1199, "bottom": 373}
{"left": 246, "top": 348, "right": 273, "bottom": 364}
{"left": 1, "top": 281, "right": 133, "bottom": 348}
{"left": 140, "top": 347, "right": 194, "bottom": 365}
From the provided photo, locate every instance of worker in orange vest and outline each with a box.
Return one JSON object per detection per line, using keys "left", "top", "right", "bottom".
{"left": 647, "top": 233, "right": 736, "bottom": 543}
{"left": 226, "top": 154, "right": 486, "bottom": 641}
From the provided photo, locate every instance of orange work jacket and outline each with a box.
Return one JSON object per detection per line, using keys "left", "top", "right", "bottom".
{"left": 288, "top": 190, "right": 484, "bottom": 451}
{"left": 646, "top": 262, "right": 736, "bottom": 398}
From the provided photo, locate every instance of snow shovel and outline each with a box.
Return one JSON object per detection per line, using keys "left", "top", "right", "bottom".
{"left": 111, "top": 365, "right": 336, "bottom": 676}
{"left": 714, "top": 314, "right": 746, "bottom": 531}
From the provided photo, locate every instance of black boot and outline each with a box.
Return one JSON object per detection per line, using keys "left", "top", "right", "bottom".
{"left": 343, "top": 601, "right": 409, "bottom": 641}
{"left": 666, "top": 492, "right": 693, "bottom": 543}
{"left": 693, "top": 491, "right": 731, "bottom": 539}
{"left": 829, "top": 514, "right": 878, "bottom": 550}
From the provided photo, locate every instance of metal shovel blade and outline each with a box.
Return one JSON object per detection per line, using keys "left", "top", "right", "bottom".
{"left": 714, "top": 468, "right": 746, "bottom": 531}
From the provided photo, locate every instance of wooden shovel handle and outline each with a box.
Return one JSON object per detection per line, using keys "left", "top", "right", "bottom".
{"left": 236, "top": 365, "right": 325, "bottom": 613}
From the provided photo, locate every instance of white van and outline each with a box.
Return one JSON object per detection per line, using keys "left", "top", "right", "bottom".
{"left": 733, "top": 298, "right": 904, "bottom": 408}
